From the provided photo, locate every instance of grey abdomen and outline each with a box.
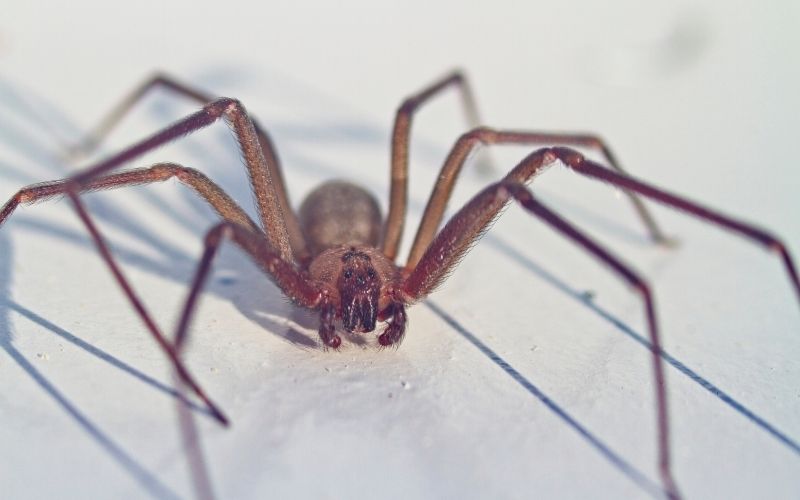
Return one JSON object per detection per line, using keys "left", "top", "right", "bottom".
{"left": 299, "top": 180, "right": 383, "bottom": 257}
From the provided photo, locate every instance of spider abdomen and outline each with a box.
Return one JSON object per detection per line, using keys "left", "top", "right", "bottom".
{"left": 298, "top": 180, "right": 382, "bottom": 257}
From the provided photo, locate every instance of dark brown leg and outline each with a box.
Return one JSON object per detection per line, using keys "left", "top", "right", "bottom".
{"left": 404, "top": 175, "right": 681, "bottom": 497}
{"left": 0, "top": 165, "right": 305, "bottom": 428}
{"left": 505, "top": 182, "right": 679, "bottom": 499}
{"left": 174, "top": 222, "right": 322, "bottom": 351}
{"left": 406, "top": 128, "right": 668, "bottom": 269}
{"left": 403, "top": 147, "right": 800, "bottom": 499}
{"left": 65, "top": 190, "right": 229, "bottom": 426}
{"left": 69, "top": 73, "right": 308, "bottom": 261}
{"left": 317, "top": 303, "right": 339, "bottom": 349}
{"left": 65, "top": 98, "right": 298, "bottom": 263}
{"left": 405, "top": 147, "right": 798, "bottom": 301}
{"left": 560, "top": 148, "right": 800, "bottom": 302}
{"left": 1, "top": 163, "right": 259, "bottom": 232}
{"left": 377, "top": 302, "right": 408, "bottom": 347}
{"left": 382, "top": 69, "right": 486, "bottom": 261}
{"left": 169, "top": 220, "right": 323, "bottom": 497}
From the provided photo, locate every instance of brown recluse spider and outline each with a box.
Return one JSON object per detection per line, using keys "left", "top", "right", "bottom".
{"left": 2, "top": 69, "right": 799, "bottom": 500}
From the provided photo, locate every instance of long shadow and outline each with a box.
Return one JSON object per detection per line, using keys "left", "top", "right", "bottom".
{"left": 425, "top": 300, "right": 665, "bottom": 499}
{"left": 484, "top": 233, "right": 800, "bottom": 456}
{"left": 3, "top": 299, "right": 211, "bottom": 417}
{"left": 0, "top": 74, "right": 82, "bottom": 148}
{"left": 0, "top": 235, "right": 180, "bottom": 500}
{"left": 1, "top": 345, "right": 182, "bottom": 500}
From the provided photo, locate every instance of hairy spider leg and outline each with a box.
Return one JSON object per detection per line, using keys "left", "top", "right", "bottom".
{"left": 385, "top": 70, "right": 667, "bottom": 265}
{"left": 65, "top": 190, "right": 229, "bottom": 425}
{"left": 3, "top": 97, "right": 314, "bottom": 425}
{"left": 68, "top": 98, "right": 295, "bottom": 261}
{"left": 402, "top": 147, "right": 799, "bottom": 500}
{"left": 404, "top": 147, "right": 798, "bottom": 300}
{"left": 382, "top": 69, "right": 486, "bottom": 260}
{"left": 0, "top": 161, "right": 282, "bottom": 425}
{"left": 68, "top": 74, "right": 307, "bottom": 261}
{"left": 0, "top": 163, "right": 259, "bottom": 232}
{"left": 414, "top": 176, "right": 680, "bottom": 497}
{"left": 174, "top": 221, "right": 321, "bottom": 352}
{"left": 406, "top": 127, "right": 671, "bottom": 269}
{"left": 572, "top": 155, "right": 800, "bottom": 303}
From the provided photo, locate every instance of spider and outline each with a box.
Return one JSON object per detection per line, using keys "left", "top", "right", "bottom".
{"left": 1, "top": 69, "right": 798, "bottom": 500}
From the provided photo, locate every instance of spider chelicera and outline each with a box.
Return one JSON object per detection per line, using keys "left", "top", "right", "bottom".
{"left": 1, "top": 69, "right": 798, "bottom": 500}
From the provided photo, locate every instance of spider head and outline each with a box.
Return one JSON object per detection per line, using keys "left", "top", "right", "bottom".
{"left": 337, "top": 249, "right": 381, "bottom": 333}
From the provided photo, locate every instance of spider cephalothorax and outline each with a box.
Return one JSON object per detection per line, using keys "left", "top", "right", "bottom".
{"left": 307, "top": 244, "right": 405, "bottom": 347}
{"left": 305, "top": 243, "right": 407, "bottom": 348}
{"left": 328, "top": 247, "right": 407, "bottom": 346}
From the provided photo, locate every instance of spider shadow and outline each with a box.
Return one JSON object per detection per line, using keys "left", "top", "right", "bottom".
{"left": 481, "top": 232, "right": 800, "bottom": 456}
{"left": 425, "top": 299, "right": 665, "bottom": 498}
{"left": 0, "top": 234, "right": 181, "bottom": 500}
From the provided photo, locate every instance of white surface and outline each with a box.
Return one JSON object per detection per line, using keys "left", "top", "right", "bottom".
{"left": 0, "top": 1, "right": 798, "bottom": 499}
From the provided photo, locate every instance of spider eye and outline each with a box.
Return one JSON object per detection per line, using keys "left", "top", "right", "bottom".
{"left": 367, "top": 269, "right": 376, "bottom": 279}
{"left": 344, "top": 269, "right": 353, "bottom": 279}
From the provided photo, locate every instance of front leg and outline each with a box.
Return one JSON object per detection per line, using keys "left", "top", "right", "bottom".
{"left": 0, "top": 163, "right": 259, "bottom": 232}
{"left": 399, "top": 177, "right": 681, "bottom": 499}
{"left": 69, "top": 74, "right": 307, "bottom": 261}
{"left": 318, "top": 302, "right": 340, "bottom": 349}
{"left": 378, "top": 302, "right": 408, "bottom": 347}
{"left": 67, "top": 98, "right": 297, "bottom": 263}
{"left": 174, "top": 221, "right": 323, "bottom": 350}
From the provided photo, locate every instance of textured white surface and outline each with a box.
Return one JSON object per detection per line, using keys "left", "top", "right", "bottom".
{"left": 0, "top": 1, "right": 798, "bottom": 499}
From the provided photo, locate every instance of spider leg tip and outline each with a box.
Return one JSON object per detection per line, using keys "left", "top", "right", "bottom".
{"left": 212, "top": 409, "right": 231, "bottom": 427}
